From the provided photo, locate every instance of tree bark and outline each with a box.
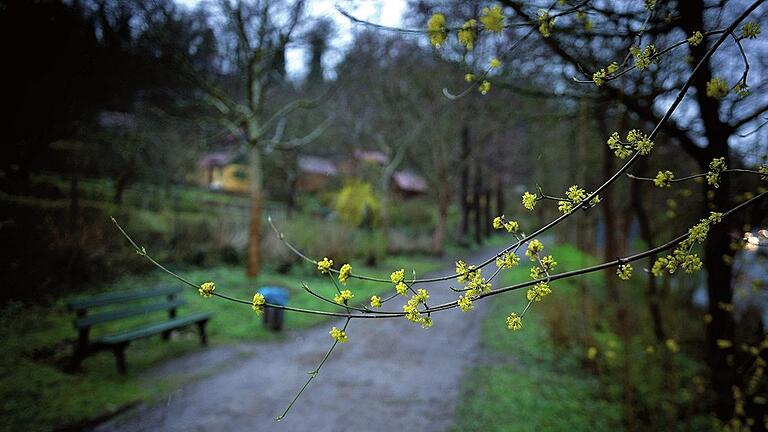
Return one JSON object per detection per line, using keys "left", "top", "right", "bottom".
{"left": 247, "top": 145, "right": 263, "bottom": 277}
{"left": 458, "top": 126, "right": 470, "bottom": 242}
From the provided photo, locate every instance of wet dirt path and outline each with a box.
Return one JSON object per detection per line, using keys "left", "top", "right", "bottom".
{"left": 95, "top": 248, "right": 498, "bottom": 432}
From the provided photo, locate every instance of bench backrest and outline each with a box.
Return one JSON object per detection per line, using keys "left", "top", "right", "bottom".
{"left": 68, "top": 285, "right": 185, "bottom": 330}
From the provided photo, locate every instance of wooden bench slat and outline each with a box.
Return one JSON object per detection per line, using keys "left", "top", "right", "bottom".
{"left": 74, "top": 299, "right": 187, "bottom": 328}
{"left": 68, "top": 285, "right": 181, "bottom": 311}
{"left": 99, "top": 313, "right": 211, "bottom": 345}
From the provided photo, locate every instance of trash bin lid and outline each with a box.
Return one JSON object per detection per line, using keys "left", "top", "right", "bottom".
{"left": 258, "top": 286, "right": 289, "bottom": 306}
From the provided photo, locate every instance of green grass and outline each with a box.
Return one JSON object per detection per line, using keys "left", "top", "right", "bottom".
{"left": 451, "top": 244, "right": 624, "bottom": 432}
{"left": 0, "top": 254, "right": 442, "bottom": 432}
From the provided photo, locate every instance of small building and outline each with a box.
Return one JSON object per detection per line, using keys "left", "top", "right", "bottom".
{"left": 198, "top": 151, "right": 249, "bottom": 193}
{"left": 297, "top": 156, "right": 338, "bottom": 192}
{"left": 391, "top": 170, "right": 428, "bottom": 198}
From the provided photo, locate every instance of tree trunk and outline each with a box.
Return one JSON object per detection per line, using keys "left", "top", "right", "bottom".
{"left": 432, "top": 195, "right": 448, "bottom": 256}
{"left": 472, "top": 161, "right": 482, "bottom": 245}
{"left": 69, "top": 175, "right": 79, "bottom": 233}
{"left": 247, "top": 146, "right": 263, "bottom": 277}
{"left": 704, "top": 165, "right": 737, "bottom": 420}
{"left": 114, "top": 172, "right": 129, "bottom": 205}
{"left": 458, "top": 126, "right": 470, "bottom": 242}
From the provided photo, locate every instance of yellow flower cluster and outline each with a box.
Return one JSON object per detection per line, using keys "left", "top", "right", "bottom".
{"left": 455, "top": 260, "right": 491, "bottom": 312}
{"left": 317, "top": 257, "right": 333, "bottom": 274}
{"left": 706, "top": 157, "right": 726, "bottom": 188}
{"left": 458, "top": 19, "right": 478, "bottom": 49}
{"left": 334, "top": 290, "right": 353, "bottom": 305}
{"left": 607, "top": 130, "right": 654, "bottom": 159}
{"left": 626, "top": 129, "right": 654, "bottom": 155}
{"left": 370, "top": 295, "right": 382, "bottom": 308}
{"left": 592, "top": 62, "right": 618, "bottom": 87}
{"left": 759, "top": 164, "right": 768, "bottom": 180}
{"left": 492, "top": 215, "right": 519, "bottom": 233}
{"left": 198, "top": 281, "right": 215, "bottom": 298}
{"left": 489, "top": 58, "right": 501, "bottom": 69}
{"left": 630, "top": 44, "right": 657, "bottom": 71}
{"left": 252, "top": 292, "right": 266, "bottom": 315}
{"left": 742, "top": 21, "right": 761, "bottom": 39}
{"left": 458, "top": 295, "right": 473, "bottom": 312}
{"left": 390, "top": 268, "right": 405, "bottom": 284}
{"left": 395, "top": 282, "right": 409, "bottom": 296}
{"left": 525, "top": 239, "right": 544, "bottom": 260}
{"left": 403, "top": 289, "right": 432, "bottom": 328}
{"left": 687, "top": 31, "right": 704, "bottom": 46}
{"left": 616, "top": 264, "right": 633, "bottom": 280}
{"left": 480, "top": 5, "right": 505, "bottom": 32}
{"left": 329, "top": 327, "right": 348, "bottom": 343}
{"left": 479, "top": 80, "right": 491, "bottom": 95}
{"left": 559, "top": 185, "right": 587, "bottom": 213}
{"left": 526, "top": 281, "right": 552, "bottom": 302}
{"left": 338, "top": 263, "right": 352, "bottom": 284}
{"left": 506, "top": 312, "right": 523, "bottom": 331}
{"left": 537, "top": 9, "right": 555, "bottom": 38}
{"left": 706, "top": 77, "right": 728, "bottom": 99}
{"left": 465, "top": 73, "right": 475, "bottom": 82}
{"left": 654, "top": 170, "right": 674, "bottom": 187}
{"left": 427, "top": 13, "right": 447, "bottom": 47}
{"left": 652, "top": 212, "right": 722, "bottom": 276}
{"left": 496, "top": 252, "right": 520, "bottom": 269}
{"left": 455, "top": 260, "right": 476, "bottom": 284}
{"left": 522, "top": 191, "right": 537, "bottom": 210}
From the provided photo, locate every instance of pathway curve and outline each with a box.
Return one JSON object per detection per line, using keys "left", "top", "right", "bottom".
{"left": 95, "top": 248, "right": 498, "bottom": 432}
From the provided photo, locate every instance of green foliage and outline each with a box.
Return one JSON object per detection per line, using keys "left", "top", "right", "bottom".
{"left": 334, "top": 181, "right": 380, "bottom": 228}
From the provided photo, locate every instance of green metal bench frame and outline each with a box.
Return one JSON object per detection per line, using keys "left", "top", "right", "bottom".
{"left": 68, "top": 286, "right": 210, "bottom": 374}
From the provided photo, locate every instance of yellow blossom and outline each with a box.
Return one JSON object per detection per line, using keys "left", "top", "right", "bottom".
{"left": 252, "top": 292, "right": 266, "bottom": 315}
{"left": 427, "top": 13, "right": 447, "bottom": 47}
{"left": 390, "top": 268, "right": 405, "bottom": 284}
{"left": 506, "top": 312, "right": 523, "bottom": 331}
{"left": 492, "top": 216, "right": 504, "bottom": 230}
{"left": 489, "top": 57, "right": 501, "bottom": 69}
{"left": 395, "top": 282, "right": 409, "bottom": 296}
{"left": 666, "top": 338, "right": 680, "bottom": 353}
{"left": 706, "top": 77, "right": 728, "bottom": 99}
{"left": 317, "top": 257, "right": 333, "bottom": 274}
{"left": 338, "top": 263, "right": 352, "bottom": 284}
{"left": 370, "top": 295, "right": 382, "bottom": 308}
{"left": 199, "top": 281, "right": 215, "bottom": 298}
{"left": 526, "top": 239, "right": 544, "bottom": 259}
{"left": 333, "top": 290, "right": 353, "bottom": 304}
{"left": 688, "top": 31, "right": 704, "bottom": 46}
{"left": 458, "top": 19, "right": 478, "bottom": 49}
{"left": 465, "top": 73, "right": 475, "bottom": 82}
{"left": 522, "top": 191, "right": 537, "bottom": 210}
{"left": 654, "top": 170, "right": 674, "bottom": 187}
{"left": 458, "top": 295, "right": 473, "bottom": 312}
{"left": 587, "top": 346, "right": 598, "bottom": 360}
{"left": 617, "top": 264, "right": 633, "bottom": 280}
{"left": 329, "top": 326, "right": 348, "bottom": 343}
{"left": 479, "top": 80, "right": 491, "bottom": 95}
{"left": 480, "top": 5, "right": 505, "bottom": 32}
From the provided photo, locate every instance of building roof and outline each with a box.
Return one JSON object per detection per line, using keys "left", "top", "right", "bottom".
{"left": 298, "top": 156, "right": 337, "bottom": 176}
{"left": 392, "top": 170, "right": 428, "bottom": 193}
{"left": 354, "top": 149, "right": 389, "bottom": 165}
{"left": 199, "top": 151, "right": 234, "bottom": 169}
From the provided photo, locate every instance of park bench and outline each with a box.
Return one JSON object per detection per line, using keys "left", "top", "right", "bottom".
{"left": 68, "top": 285, "right": 211, "bottom": 374}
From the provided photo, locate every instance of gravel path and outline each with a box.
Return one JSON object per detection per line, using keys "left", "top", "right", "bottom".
{"left": 95, "top": 248, "right": 497, "bottom": 432}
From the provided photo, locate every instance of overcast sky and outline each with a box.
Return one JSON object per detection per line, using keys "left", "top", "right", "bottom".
{"left": 175, "top": 0, "right": 407, "bottom": 80}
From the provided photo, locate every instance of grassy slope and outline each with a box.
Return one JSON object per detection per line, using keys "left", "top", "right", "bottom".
{"left": 451, "top": 244, "right": 624, "bottom": 432}
{"left": 0, "top": 255, "right": 441, "bottom": 432}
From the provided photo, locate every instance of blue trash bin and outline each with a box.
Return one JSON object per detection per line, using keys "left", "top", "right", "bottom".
{"left": 258, "top": 286, "right": 288, "bottom": 331}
